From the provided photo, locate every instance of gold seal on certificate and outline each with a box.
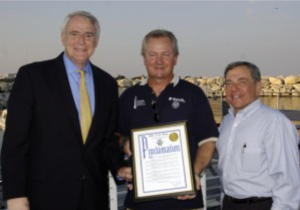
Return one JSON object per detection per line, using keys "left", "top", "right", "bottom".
{"left": 169, "top": 133, "right": 179, "bottom": 141}
{"left": 131, "top": 121, "right": 196, "bottom": 202}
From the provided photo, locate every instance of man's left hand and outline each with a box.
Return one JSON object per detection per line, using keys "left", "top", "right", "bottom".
{"left": 176, "top": 173, "right": 201, "bottom": 200}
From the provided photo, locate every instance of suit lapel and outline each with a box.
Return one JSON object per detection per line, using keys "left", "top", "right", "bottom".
{"left": 55, "top": 54, "right": 83, "bottom": 146}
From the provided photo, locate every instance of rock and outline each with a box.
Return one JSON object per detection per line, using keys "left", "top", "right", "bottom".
{"left": 115, "top": 75, "right": 125, "bottom": 80}
{"left": 292, "top": 89, "right": 300, "bottom": 96}
{"left": 216, "top": 77, "right": 225, "bottom": 86}
{"left": 214, "top": 90, "right": 223, "bottom": 97}
{"left": 269, "top": 77, "right": 283, "bottom": 85}
{"left": 270, "top": 84, "right": 282, "bottom": 91}
{"left": 118, "top": 87, "right": 127, "bottom": 96}
{"left": 284, "top": 84, "right": 294, "bottom": 90}
{"left": 184, "top": 77, "right": 198, "bottom": 85}
{"left": 293, "top": 84, "right": 300, "bottom": 93}
{"left": 284, "top": 76, "right": 298, "bottom": 84}
{"left": 207, "top": 78, "right": 215, "bottom": 85}
{"left": 0, "top": 93, "right": 9, "bottom": 108}
{"left": 117, "top": 78, "right": 132, "bottom": 88}
{"left": 0, "top": 92, "right": 10, "bottom": 100}
{"left": 132, "top": 75, "right": 146, "bottom": 85}
{"left": 195, "top": 78, "right": 202, "bottom": 85}
{"left": 132, "top": 80, "right": 140, "bottom": 85}
{"left": 2, "top": 74, "right": 300, "bottom": 100}
{"left": 198, "top": 78, "right": 207, "bottom": 85}
{"left": 0, "top": 74, "right": 16, "bottom": 82}
{"left": 261, "top": 78, "right": 270, "bottom": 87}
{"left": 262, "top": 88, "right": 273, "bottom": 93}
{"left": 0, "top": 82, "right": 11, "bottom": 92}
{"left": 199, "top": 85, "right": 212, "bottom": 96}
{"left": 8, "top": 82, "right": 14, "bottom": 91}
{"left": 211, "top": 84, "right": 221, "bottom": 92}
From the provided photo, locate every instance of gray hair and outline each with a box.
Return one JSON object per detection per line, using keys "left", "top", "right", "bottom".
{"left": 61, "top": 11, "right": 100, "bottom": 38}
{"left": 224, "top": 61, "right": 261, "bottom": 82}
{"left": 141, "top": 29, "right": 179, "bottom": 56}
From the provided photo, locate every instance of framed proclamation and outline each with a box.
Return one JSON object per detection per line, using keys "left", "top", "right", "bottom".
{"left": 130, "top": 121, "right": 196, "bottom": 201}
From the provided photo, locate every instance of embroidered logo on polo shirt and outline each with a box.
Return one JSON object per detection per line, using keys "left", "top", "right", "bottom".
{"left": 169, "top": 97, "right": 186, "bottom": 109}
{"left": 133, "top": 96, "right": 146, "bottom": 109}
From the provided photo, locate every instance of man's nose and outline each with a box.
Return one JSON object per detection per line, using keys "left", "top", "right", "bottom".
{"left": 155, "top": 55, "right": 163, "bottom": 64}
{"left": 231, "top": 83, "right": 239, "bottom": 91}
{"left": 78, "top": 34, "right": 86, "bottom": 44}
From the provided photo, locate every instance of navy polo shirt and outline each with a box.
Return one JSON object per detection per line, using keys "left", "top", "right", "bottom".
{"left": 118, "top": 77, "right": 219, "bottom": 210}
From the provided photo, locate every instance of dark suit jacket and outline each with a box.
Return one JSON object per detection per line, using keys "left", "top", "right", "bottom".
{"left": 1, "top": 53, "right": 125, "bottom": 210}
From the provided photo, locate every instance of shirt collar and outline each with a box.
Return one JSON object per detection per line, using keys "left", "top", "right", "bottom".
{"left": 229, "top": 98, "right": 261, "bottom": 118}
{"left": 139, "top": 74, "right": 180, "bottom": 87}
{"left": 63, "top": 52, "right": 92, "bottom": 75}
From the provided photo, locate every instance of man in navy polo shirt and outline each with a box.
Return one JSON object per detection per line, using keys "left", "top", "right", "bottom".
{"left": 118, "top": 29, "right": 219, "bottom": 210}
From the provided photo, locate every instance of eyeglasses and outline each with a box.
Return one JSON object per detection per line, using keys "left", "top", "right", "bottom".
{"left": 225, "top": 79, "right": 250, "bottom": 89}
{"left": 151, "top": 100, "right": 160, "bottom": 122}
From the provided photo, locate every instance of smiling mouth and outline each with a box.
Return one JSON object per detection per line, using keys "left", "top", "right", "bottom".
{"left": 75, "top": 47, "right": 87, "bottom": 52}
{"left": 233, "top": 95, "right": 240, "bottom": 99}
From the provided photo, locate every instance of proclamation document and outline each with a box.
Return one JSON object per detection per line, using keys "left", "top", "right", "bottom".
{"left": 131, "top": 121, "right": 196, "bottom": 201}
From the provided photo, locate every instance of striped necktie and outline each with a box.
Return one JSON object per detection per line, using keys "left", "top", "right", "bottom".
{"left": 78, "top": 70, "right": 92, "bottom": 143}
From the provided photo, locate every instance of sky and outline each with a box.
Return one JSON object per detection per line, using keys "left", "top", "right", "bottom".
{"left": 0, "top": 1, "right": 300, "bottom": 78}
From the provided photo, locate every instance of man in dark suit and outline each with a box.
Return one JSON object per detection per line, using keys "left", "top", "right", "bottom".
{"left": 1, "top": 11, "right": 131, "bottom": 210}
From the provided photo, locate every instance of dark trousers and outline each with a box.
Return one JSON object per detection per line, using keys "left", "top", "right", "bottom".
{"left": 222, "top": 195, "right": 273, "bottom": 210}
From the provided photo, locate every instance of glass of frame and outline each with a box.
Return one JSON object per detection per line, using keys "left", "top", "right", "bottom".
{"left": 130, "top": 121, "right": 196, "bottom": 202}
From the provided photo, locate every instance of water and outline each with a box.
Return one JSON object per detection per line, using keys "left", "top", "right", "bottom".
{"left": 260, "top": 96, "right": 300, "bottom": 110}
{"left": 209, "top": 96, "right": 300, "bottom": 124}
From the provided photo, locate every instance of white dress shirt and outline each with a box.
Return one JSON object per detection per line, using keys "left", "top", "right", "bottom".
{"left": 217, "top": 99, "right": 300, "bottom": 210}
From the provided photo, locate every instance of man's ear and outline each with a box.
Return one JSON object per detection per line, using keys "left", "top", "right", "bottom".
{"left": 255, "top": 81, "right": 263, "bottom": 96}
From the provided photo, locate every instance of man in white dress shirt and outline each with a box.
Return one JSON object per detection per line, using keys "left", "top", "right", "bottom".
{"left": 217, "top": 61, "right": 300, "bottom": 210}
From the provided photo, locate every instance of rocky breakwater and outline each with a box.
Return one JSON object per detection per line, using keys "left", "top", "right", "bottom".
{"left": 262, "top": 76, "right": 300, "bottom": 97}
{"left": 116, "top": 75, "right": 147, "bottom": 96}
{"left": 116, "top": 75, "right": 300, "bottom": 98}
{"left": 0, "top": 74, "right": 15, "bottom": 108}
{"left": 0, "top": 74, "right": 299, "bottom": 107}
